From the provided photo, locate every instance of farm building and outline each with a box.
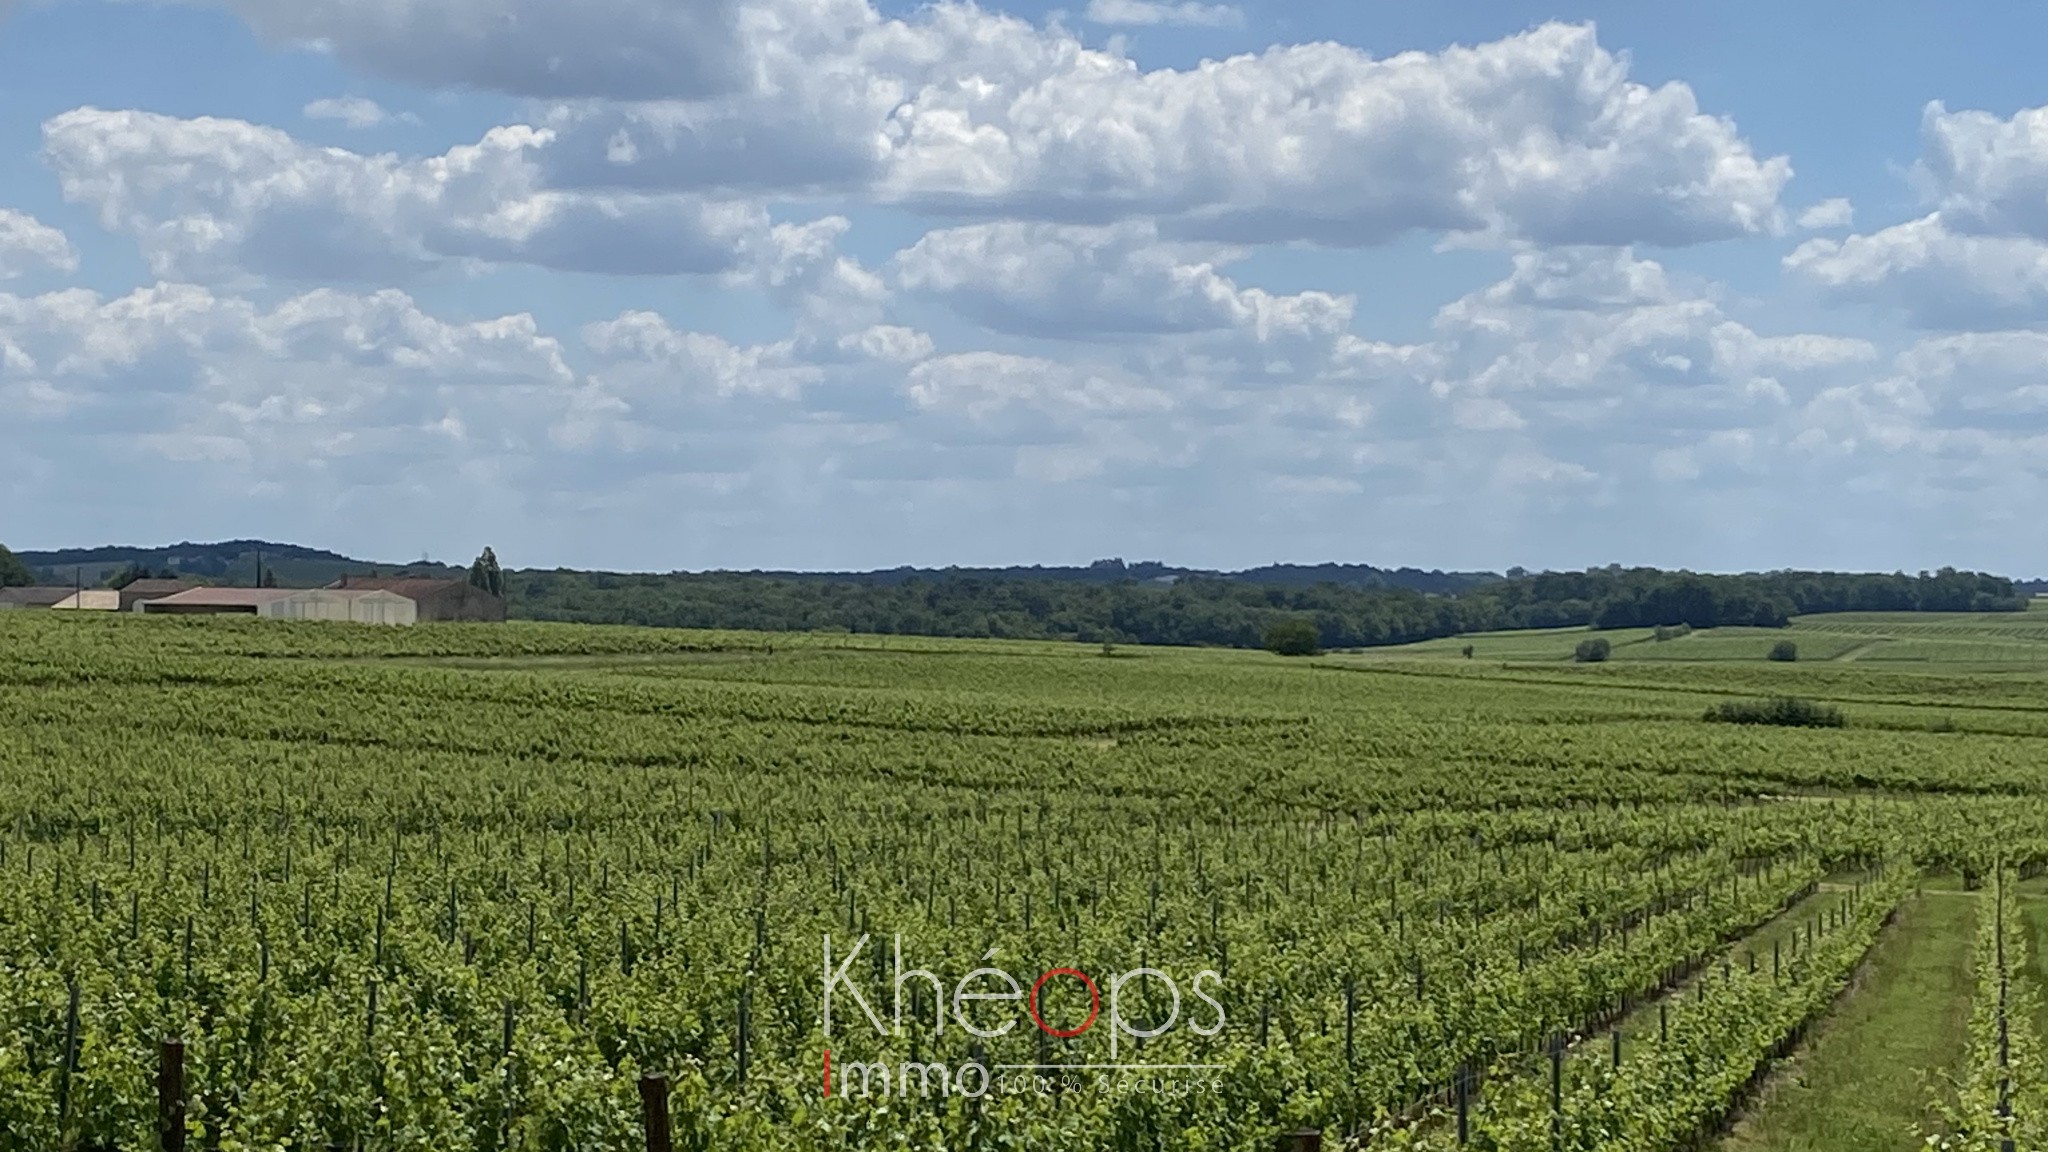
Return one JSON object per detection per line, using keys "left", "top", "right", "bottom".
{"left": 327, "top": 576, "right": 506, "bottom": 622}
{"left": 0, "top": 587, "right": 79, "bottom": 610}
{"left": 52, "top": 590, "right": 121, "bottom": 611}
{"left": 1, "top": 580, "right": 200, "bottom": 612}
{"left": 118, "top": 579, "right": 203, "bottom": 611}
{"left": 142, "top": 588, "right": 418, "bottom": 625}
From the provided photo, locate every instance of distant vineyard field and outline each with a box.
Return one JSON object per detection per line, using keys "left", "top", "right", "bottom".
{"left": 1351, "top": 612, "right": 2048, "bottom": 669}
{"left": 2, "top": 614, "right": 2047, "bottom": 1149}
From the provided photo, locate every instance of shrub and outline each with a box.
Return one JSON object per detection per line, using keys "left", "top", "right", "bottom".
{"left": 1263, "top": 617, "right": 1322, "bottom": 657}
{"left": 1767, "top": 640, "right": 1799, "bottom": 662}
{"left": 1573, "top": 638, "right": 1611, "bottom": 663}
{"left": 1703, "top": 697, "right": 1844, "bottom": 728}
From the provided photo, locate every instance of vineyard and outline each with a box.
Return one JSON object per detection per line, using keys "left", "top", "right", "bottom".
{"left": 2, "top": 613, "right": 2047, "bottom": 1150}
{"left": 1364, "top": 610, "right": 2048, "bottom": 670}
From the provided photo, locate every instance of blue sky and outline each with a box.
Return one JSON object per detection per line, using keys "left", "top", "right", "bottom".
{"left": 5, "top": 0, "right": 2048, "bottom": 575}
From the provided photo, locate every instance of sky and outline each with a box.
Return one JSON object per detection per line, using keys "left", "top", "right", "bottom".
{"left": 4, "top": 2, "right": 2048, "bottom": 575}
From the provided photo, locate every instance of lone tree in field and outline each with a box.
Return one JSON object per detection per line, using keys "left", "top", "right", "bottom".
{"left": 468, "top": 547, "right": 505, "bottom": 598}
{"left": 1264, "top": 617, "right": 1322, "bottom": 657}
{"left": 1768, "top": 640, "right": 1798, "bottom": 662}
{"left": 1574, "top": 637, "right": 1612, "bottom": 663}
{"left": 0, "top": 545, "right": 31, "bottom": 588}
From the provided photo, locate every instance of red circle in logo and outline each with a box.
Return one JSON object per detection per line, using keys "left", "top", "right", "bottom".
{"left": 1029, "top": 968, "right": 1100, "bottom": 1038}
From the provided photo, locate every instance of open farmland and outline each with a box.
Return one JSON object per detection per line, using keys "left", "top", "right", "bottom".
{"left": 1357, "top": 611, "right": 2048, "bottom": 671}
{"left": 3, "top": 613, "right": 2048, "bottom": 1149}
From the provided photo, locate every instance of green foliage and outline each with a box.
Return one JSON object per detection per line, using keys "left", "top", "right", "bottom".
{"left": 103, "top": 562, "right": 176, "bottom": 590}
{"left": 1928, "top": 869, "right": 2046, "bottom": 1149}
{"left": 1502, "top": 566, "right": 2026, "bottom": 629}
{"left": 1769, "top": 639, "right": 1800, "bottom": 662}
{"left": 500, "top": 565, "right": 2025, "bottom": 654}
{"left": 1704, "top": 696, "right": 1845, "bottom": 728}
{"left": 0, "top": 616, "right": 2045, "bottom": 1148}
{"left": 1721, "top": 893, "right": 1977, "bottom": 1152}
{"left": 0, "top": 545, "right": 31, "bottom": 588}
{"left": 1466, "top": 870, "right": 1915, "bottom": 1150}
{"left": 469, "top": 547, "right": 505, "bottom": 598}
{"left": 1574, "top": 637, "right": 1612, "bottom": 663}
{"left": 1263, "top": 616, "right": 1321, "bottom": 656}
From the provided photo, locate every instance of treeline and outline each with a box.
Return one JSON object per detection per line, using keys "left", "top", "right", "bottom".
{"left": 659, "top": 557, "right": 1498, "bottom": 594}
{"left": 511, "top": 571, "right": 1491, "bottom": 647}
{"left": 505, "top": 565, "right": 2024, "bottom": 651}
{"left": 1487, "top": 567, "right": 2024, "bottom": 630}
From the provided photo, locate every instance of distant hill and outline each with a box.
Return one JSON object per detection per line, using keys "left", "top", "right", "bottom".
{"left": 729, "top": 558, "right": 1499, "bottom": 593}
{"left": 15, "top": 543, "right": 1496, "bottom": 595}
{"left": 1213, "top": 563, "right": 1497, "bottom": 594}
{"left": 19, "top": 540, "right": 463, "bottom": 588}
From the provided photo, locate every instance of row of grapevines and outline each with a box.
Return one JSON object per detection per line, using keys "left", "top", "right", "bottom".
{"left": 1928, "top": 867, "right": 2046, "bottom": 1151}
{"left": 1381, "top": 866, "right": 1915, "bottom": 1151}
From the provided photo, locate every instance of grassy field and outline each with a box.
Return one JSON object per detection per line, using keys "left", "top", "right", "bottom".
{"left": 1, "top": 611, "right": 2046, "bottom": 1149}
{"left": 1717, "top": 892, "right": 1977, "bottom": 1152}
{"left": 1351, "top": 610, "right": 2048, "bottom": 670}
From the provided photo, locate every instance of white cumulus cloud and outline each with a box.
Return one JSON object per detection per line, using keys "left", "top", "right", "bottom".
{"left": 218, "top": 0, "right": 1782, "bottom": 255}
{"left": 1428, "top": 247, "right": 1873, "bottom": 466}
{"left": 303, "top": 96, "right": 406, "bottom": 129}
{"left": 1787, "top": 101, "right": 2048, "bottom": 330}
{"left": 905, "top": 351, "right": 1175, "bottom": 427}
{"left": 1918, "top": 100, "right": 2048, "bottom": 238}
{"left": 0, "top": 209, "right": 79, "bottom": 278}
{"left": 218, "top": 0, "right": 752, "bottom": 100}
{"left": 893, "top": 220, "right": 1349, "bottom": 342}
{"left": 46, "top": 14, "right": 1794, "bottom": 256}
{"left": 874, "top": 21, "right": 1789, "bottom": 246}
{"left": 1083, "top": 0, "right": 1242, "bottom": 28}
{"left": 1787, "top": 213, "right": 2048, "bottom": 329}
{"left": 1796, "top": 198, "right": 1854, "bottom": 230}
{"left": 532, "top": 16, "right": 1788, "bottom": 248}
{"left": 0, "top": 282, "right": 577, "bottom": 476}
{"left": 34, "top": 5, "right": 2041, "bottom": 568}
{"left": 41, "top": 107, "right": 800, "bottom": 282}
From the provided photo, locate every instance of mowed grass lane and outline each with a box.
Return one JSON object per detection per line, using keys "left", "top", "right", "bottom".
{"left": 1717, "top": 892, "right": 1976, "bottom": 1152}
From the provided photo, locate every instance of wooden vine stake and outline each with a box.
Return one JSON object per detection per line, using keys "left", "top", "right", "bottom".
{"left": 1455, "top": 1063, "right": 1470, "bottom": 1145}
{"left": 158, "top": 1038, "right": 187, "bottom": 1152}
{"left": 639, "top": 1075, "right": 673, "bottom": 1152}
{"left": 56, "top": 981, "right": 80, "bottom": 1127}
{"left": 1549, "top": 1034, "right": 1563, "bottom": 1152}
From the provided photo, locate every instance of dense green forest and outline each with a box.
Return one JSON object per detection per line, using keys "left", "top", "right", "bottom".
{"left": 507, "top": 566, "right": 2026, "bottom": 650}
{"left": 7, "top": 536, "right": 2027, "bottom": 651}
